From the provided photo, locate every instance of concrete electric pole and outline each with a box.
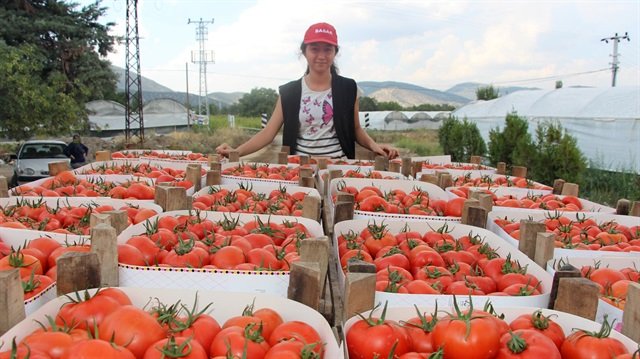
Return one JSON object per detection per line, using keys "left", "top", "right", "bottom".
{"left": 601, "top": 32, "right": 630, "bottom": 87}
{"left": 188, "top": 18, "right": 215, "bottom": 120}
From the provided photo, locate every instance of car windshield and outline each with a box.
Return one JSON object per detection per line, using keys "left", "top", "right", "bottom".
{"left": 19, "top": 143, "right": 67, "bottom": 159}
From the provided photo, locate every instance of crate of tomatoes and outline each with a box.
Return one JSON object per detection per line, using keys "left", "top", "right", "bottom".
{"left": 488, "top": 209, "right": 640, "bottom": 258}
{"left": 221, "top": 162, "right": 315, "bottom": 186}
{"left": 317, "top": 167, "right": 408, "bottom": 198}
{"left": 334, "top": 218, "right": 553, "bottom": 308}
{"left": 329, "top": 178, "right": 462, "bottom": 222}
{"left": 547, "top": 256, "right": 639, "bottom": 331}
{"left": 0, "top": 286, "right": 341, "bottom": 358}
{"left": 192, "top": 182, "right": 320, "bottom": 219}
{"left": 452, "top": 173, "right": 552, "bottom": 190}
{"left": 344, "top": 302, "right": 638, "bottom": 358}
{"left": 420, "top": 161, "right": 497, "bottom": 179}
{"left": 116, "top": 211, "right": 324, "bottom": 296}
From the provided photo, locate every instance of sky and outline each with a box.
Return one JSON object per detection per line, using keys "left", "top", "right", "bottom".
{"left": 78, "top": 0, "right": 640, "bottom": 94}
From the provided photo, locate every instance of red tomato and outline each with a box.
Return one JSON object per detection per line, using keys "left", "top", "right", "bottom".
{"left": 560, "top": 319, "right": 629, "bottom": 358}
{"left": 61, "top": 339, "right": 135, "bottom": 359}
{"left": 402, "top": 306, "right": 438, "bottom": 353}
{"left": 444, "top": 198, "right": 465, "bottom": 217}
{"left": 346, "top": 304, "right": 410, "bottom": 358}
{"left": 210, "top": 326, "right": 270, "bottom": 358}
{"left": 55, "top": 288, "right": 129, "bottom": 332}
{"left": 98, "top": 305, "right": 166, "bottom": 358}
{"left": 269, "top": 321, "right": 324, "bottom": 356}
{"left": 509, "top": 310, "right": 565, "bottom": 349}
{"left": 143, "top": 336, "right": 207, "bottom": 359}
{"left": 496, "top": 329, "right": 561, "bottom": 359}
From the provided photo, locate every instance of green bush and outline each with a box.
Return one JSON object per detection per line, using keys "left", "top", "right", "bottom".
{"left": 438, "top": 116, "right": 487, "bottom": 162}
{"left": 488, "top": 112, "right": 536, "bottom": 168}
{"left": 529, "top": 121, "right": 587, "bottom": 185}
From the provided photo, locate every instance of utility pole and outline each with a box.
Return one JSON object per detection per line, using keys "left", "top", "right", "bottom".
{"left": 125, "top": 0, "right": 144, "bottom": 146}
{"left": 188, "top": 18, "right": 215, "bottom": 121}
{"left": 601, "top": 32, "right": 630, "bottom": 87}
{"left": 185, "top": 62, "right": 190, "bottom": 128}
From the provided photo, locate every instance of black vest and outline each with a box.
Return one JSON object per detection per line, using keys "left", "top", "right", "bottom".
{"left": 279, "top": 75, "right": 357, "bottom": 159}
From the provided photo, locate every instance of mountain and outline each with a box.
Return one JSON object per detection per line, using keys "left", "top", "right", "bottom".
{"left": 445, "top": 82, "right": 539, "bottom": 101}
{"left": 112, "top": 65, "right": 174, "bottom": 93}
{"left": 359, "top": 81, "right": 470, "bottom": 107}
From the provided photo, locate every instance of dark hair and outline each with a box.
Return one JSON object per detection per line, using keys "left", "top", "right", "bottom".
{"left": 300, "top": 42, "right": 339, "bottom": 75}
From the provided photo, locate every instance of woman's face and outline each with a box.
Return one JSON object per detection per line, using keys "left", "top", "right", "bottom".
{"left": 304, "top": 42, "right": 336, "bottom": 74}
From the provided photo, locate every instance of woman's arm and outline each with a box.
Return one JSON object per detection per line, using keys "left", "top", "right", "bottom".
{"left": 216, "top": 97, "right": 285, "bottom": 157}
{"left": 353, "top": 96, "right": 399, "bottom": 159}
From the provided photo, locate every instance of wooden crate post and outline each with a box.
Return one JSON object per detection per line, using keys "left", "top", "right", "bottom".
{"left": 388, "top": 161, "right": 401, "bottom": 173}
{"left": 299, "top": 167, "right": 314, "bottom": 178}
{"left": 104, "top": 210, "right": 129, "bottom": 235}
{"left": 326, "top": 170, "right": 343, "bottom": 195}
{"left": 0, "top": 176, "right": 10, "bottom": 197}
{"left": 316, "top": 157, "right": 329, "bottom": 170}
{"left": 518, "top": 220, "right": 547, "bottom": 260}
{"left": 561, "top": 183, "right": 579, "bottom": 197}
{"left": 468, "top": 190, "right": 494, "bottom": 213}
{"left": 616, "top": 199, "right": 631, "bottom": 215}
{"left": 553, "top": 278, "right": 599, "bottom": 320}
{"left": 90, "top": 213, "right": 111, "bottom": 228}
{"left": 534, "top": 232, "right": 556, "bottom": 268}
{"left": 165, "top": 186, "right": 189, "bottom": 211}
{"left": 511, "top": 166, "right": 527, "bottom": 178}
{"left": 334, "top": 193, "right": 354, "bottom": 224}
{"left": 56, "top": 252, "right": 101, "bottom": 296}
{"left": 300, "top": 237, "right": 330, "bottom": 288}
{"left": 288, "top": 262, "right": 321, "bottom": 310}
{"left": 186, "top": 164, "right": 202, "bottom": 192}
{"left": 48, "top": 161, "right": 70, "bottom": 176}
{"left": 277, "top": 152, "right": 289, "bottom": 164}
{"left": 299, "top": 155, "right": 310, "bottom": 165}
{"left": 548, "top": 264, "right": 581, "bottom": 308}
{"left": 374, "top": 156, "right": 388, "bottom": 171}
{"left": 90, "top": 223, "right": 119, "bottom": 287}
{"left": 622, "top": 282, "right": 640, "bottom": 343}
{"left": 302, "top": 195, "right": 321, "bottom": 221}
{"left": 412, "top": 161, "right": 424, "bottom": 178}
{"left": 206, "top": 170, "right": 221, "bottom": 186}
{"left": 228, "top": 150, "right": 240, "bottom": 163}
{"left": 461, "top": 199, "right": 479, "bottom": 224}
{"left": 465, "top": 206, "right": 487, "bottom": 228}
{"left": 0, "top": 269, "right": 25, "bottom": 336}
{"left": 281, "top": 145, "right": 291, "bottom": 154}
{"left": 419, "top": 173, "right": 439, "bottom": 185}
{"left": 208, "top": 160, "right": 222, "bottom": 172}
{"left": 552, "top": 179, "right": 565, "bottom": 195}
{"left": 496, "top": 162, "right": 506, "bottom": 175}
{"left": 94, "top": 150, "right": 111, "bottom": 162}
{"left": 438, "top": 173, "right": 453, "bottom": 189}
{"left": 470, "top": 155, "right": 482, "bottom": 164}
{"left": 298, "top": 175, "right": 315, "bottom": 188}
{"left": 401, "top": 158, "right": 412, "bottom": 177}
{"left": 343, "top": 261, "right": 376, "bottom": 322}
{"left": 630, "top": 201, "right": 640, "bottom": 217}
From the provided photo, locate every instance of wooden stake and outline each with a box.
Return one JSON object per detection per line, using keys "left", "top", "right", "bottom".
{"left": 0, "top": 176, "right": 9, "bottom": 197}
{"left": 298, "top": 176, "right": 314, "bottom": 188}
{"left": 548, "top": 264, "right": 581, "bottom": 309}
{"left": 512, "top": 166, "right": 527, "bottom": 178}
{"left": 561, "top": 183, "right": 579, "bottom": 197}
{"left": 476, "top": 193, "right": 494, "bottom": 213}
{"left": 281, "top": 145, "right": 291, "bottom": 154}
{"left": 278, "top": 152, "right": 288, "bottom": 164}
{"left": 420, "top": 173, "right": 439, "bottom": 185}
{"left": 208, "top": 160, "right": 221, "bottom": 172}
{"left": 552, "top": 179, "right": 565, "bottom": 195}
{"left": 299, "top": 155, "right": 310, "bottom": 165}
{"left": 48, "top": 161, "right": 70, "bottom": 176}
{"left": 206, "top": 170, "right": 221, "bottom": 186}
{"left": 412, "top": 161, "right": 424, "bottom": 178}
{"left": 154, "top": 183, "right": 169, "bottom": 209}
{"left": 616, "top": 199, "right": 630, "bottom": 215}
{"left": 94, "top": 150, "right": 111, "bottom": 161}
{"left": 518, "top": 220, "right": 547, "bottom": 260}
{"left": 334, "top": 193, "right": 355, "bottom": 224}
{"left": 90, "top": 223, "right": 119, "bottom": 287}
{"left": 461, "top": 199, "right": 480, "bottom": 224}
{"left": 534, "top": 232, "right": 556, "bottom": 268}
{"left": 0, "top": 269, "right": 25, "bottom": 336}
{"left": 299, "top": 167, "right": 314, "bottom": 178}
{"left": 316, "top": 157, "right": 328, "bottom": 170}
{"left": 553, "top": 278, "right": 599, "bottom": 320}
{"left": 347, "top": 260, "right": 377, "bottom": 274}
{"left": 288, "top": 262, "right": 321, "bottom": 310}
{"left": 90, "top": 213, "right": 111, "bottom": 228}
{"left": 165, "top": 187, "right": 189, "bottom": 211}
{"left": 622, "top": 282, "right": 640, "bottom": 343}
{"left": 470, "top": 155, "right": 482, "bottom": 164}
{"left": 388, "top": 161, "right": 400, "bottom": 173}
{"left": 343, "top": 271, "right": 376, "bottom": 321}
{"left": 186, "top": 164, "right": 202, "bottom": 192}
{"left": 228, "top": 150, "right": 240, "bottom": 162}
{"left": 630, "top": 201, "right": 640, "bottom": 217}
{"left": 496, "top": 162, "right": 506, "bottom": 175}
{"left": 300, "top": 237, "right": 330, "bottom": 287}
{"left": 56, "top": 252, "right": 101, "bottom": 296}
{"left": 302, "top": 196, "right": 321, "bottom": 221}
{"left": 104, "top": 210, "right": 129, "bottom": 235}
{"left": 401, "top": 158, "right": 412, "bottom": 177}
{"left": 374, "top": 156, "right": 388, "bottom": 171}
{"left": 438, "top": 173, "right": 453, "bottom": 189}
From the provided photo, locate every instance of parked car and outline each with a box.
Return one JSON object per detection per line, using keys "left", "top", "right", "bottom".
{"left": 11, "top": 140, "right": 70, "bottom": 186}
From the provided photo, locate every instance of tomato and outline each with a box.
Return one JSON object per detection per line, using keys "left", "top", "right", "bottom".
{"left": 0, "top": 250, "right": 43, "bottom": 278}
{"left": 264, "top": 340, "right": 321, "bottom": 359}
{"left": 98, "top": 305, "right": 166, "bottom": 359}
{"left": 55, "top": 288, "right": 129, "bottom": 332}
{"left": 22, "top": 273, "right": 55, "bottom": 300}
{"left": 444, "top": 198, "right": 465, "bottom": 217}
{"left": 21, "top": 331, "right": 74, "bottom": 358}
{"left": 210, "top": 325, "right": 270, "bottom": 358}
{"left": 117, "top": 244, "right": 147, "bottom": 266}
{"left": 496, "top": 329, "right": 561, "bottom": 359}
{"left": 431, "top": 303, "right": 501, "bottom": 359}
{"left": 402, "top": 306, "right": 438, "bottom": 353}
{"left": 509, "top": 310, "right": 565, "bottom": 349}
{"left": 346, "top": 303, "right": 410, "bottom": 359}
{"left": 61, "top": 339, "right": 135, "bottom": 359}
{"left": 0, "top": 339, "right": 51, "bottom": 359}
{"left": 560, "top": 318, "right": 629, "bottom": 359}
{"left": 143, "top": 336, "right": 207, "bottom": 359}
{"left": 269, "top": 321, "right": 323, "bottom": 356}
{"left": 172, "top": 304, "right": 221, "bottom": 356}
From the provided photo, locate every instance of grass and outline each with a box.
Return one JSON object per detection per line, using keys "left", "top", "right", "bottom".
{"left": 368, "top": 129, "right": 443, "bottom": 156}
{"left": 208, "top": 115, "right": 262, "bottom": 130}
{"left": 580, "top": 166, "right": 640, "bottom": 207}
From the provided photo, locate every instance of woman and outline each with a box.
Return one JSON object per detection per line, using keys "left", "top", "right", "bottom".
{"left": 216, "top": 22, "right": 398, "bottom": 159}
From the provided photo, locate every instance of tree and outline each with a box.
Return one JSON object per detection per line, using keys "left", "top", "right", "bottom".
{"left": 529, "top": 121, "right": 587, "bottom": 185}
{"left": 0, "top": 0, "right": 117, "bottom": 139}
{"left": 476, "top": 85, "right": 499, "bottom": 101}
{"left": 376, "top": 101, "right": 403, "bottom": 111}
{"left": 407, "top": 103, "right": 456, "bottom": 111}
{"left": 234, "top": 87, "right": 278, "bottom": 117}
{"left": 438, "top": 116, "right": 487, "bottom": 162}
{"left": 488, "top": 112, "right": 536, "bottom": 168}
{"left": 358, "top": 96, "right": 378, "bottom": 111}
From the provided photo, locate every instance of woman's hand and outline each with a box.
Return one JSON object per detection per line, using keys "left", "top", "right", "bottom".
{"left": 373, "top": 144, "right": 399, "bottom": 159}
{"left": 215, "top": 143, "right": 235, "bottom": 158}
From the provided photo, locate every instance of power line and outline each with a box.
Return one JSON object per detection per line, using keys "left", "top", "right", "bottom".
{"left": 492, "top": 68, "right": 611, "bottom": 86}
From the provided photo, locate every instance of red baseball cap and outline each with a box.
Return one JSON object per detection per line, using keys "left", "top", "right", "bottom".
{"left": 303, "top": 22, "right": 338, "bottom": 46}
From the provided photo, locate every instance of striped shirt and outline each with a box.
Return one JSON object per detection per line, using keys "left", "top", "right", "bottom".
{"left": 295, "top": 78, "right": 345, "bottom": 159}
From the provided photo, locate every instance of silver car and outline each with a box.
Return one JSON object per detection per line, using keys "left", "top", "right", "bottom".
{"left": 11, "top": 140, "right": 70, "bottom": 186}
